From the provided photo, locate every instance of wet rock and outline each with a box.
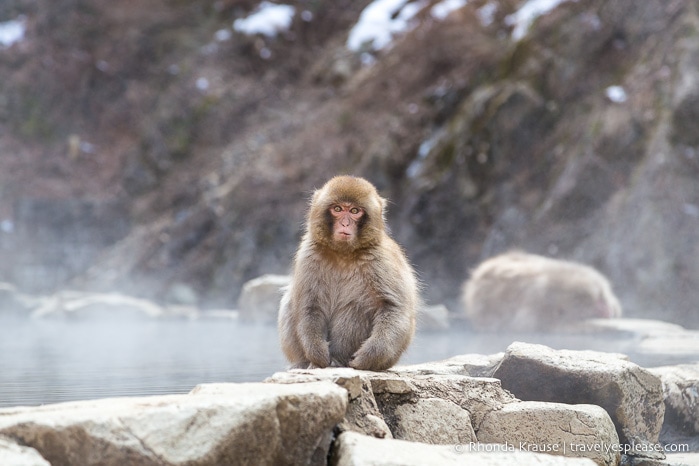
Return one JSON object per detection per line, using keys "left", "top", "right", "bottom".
{"left": 493, "top": 342, "right": 665, "bottom": 459}
{"left": 396, "top": 353, "right": 503, "bottom": 377}
{"left": 478, "top": 401, "right": 620, "bottom": 466}
{"left": 330, "top": 431, "right": 598, "bottom": 466}
{"left": 649, "top": 364, "right": 699, "bottom": 436}
{"left": 392, "top": 397, "right": 476, "bottom": 444}
{"left": 267, "top": 367, "right": 516, "bottom": 446}
{"left": 0, "top": 381, "right": 347, "bottom": 466}
{"left": 0, "top": 435, "right": 50, "bottom": 466}
{"left": 265, "top": 368, "right": 393, "bottom": 439}
{"left": 371, "top": 372, "right": 516, "bottom": 434}
{"left": 30, "top": 290, "right": 196, "bottom": 320}
{"left": 237, "top": 274, "right": 290, "bottom": 324}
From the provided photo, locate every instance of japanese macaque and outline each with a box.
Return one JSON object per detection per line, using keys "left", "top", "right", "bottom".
{"left": 278, "top": 176, "right": 419, "bottom": 371}
{"left": 462, "top": 251, "right": 622, "bottom": 332}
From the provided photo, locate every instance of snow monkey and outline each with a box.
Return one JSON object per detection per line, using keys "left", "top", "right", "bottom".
{"left": 278, "top": 176, "right": 419, "bottom": 371}
{"left": 462, "top": 251, "right": 622, "bottom": 332}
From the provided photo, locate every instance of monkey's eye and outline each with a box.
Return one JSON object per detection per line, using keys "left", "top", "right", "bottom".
{"left": 332, "top": 205, "right": 343, "bottom": 212}
{"left": 350, "top": 207, "right": 361, "bottom": 215}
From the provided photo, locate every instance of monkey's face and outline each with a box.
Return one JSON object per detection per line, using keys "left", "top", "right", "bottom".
{"left": 330, "top": 203, "right": 364, "bottom": 244}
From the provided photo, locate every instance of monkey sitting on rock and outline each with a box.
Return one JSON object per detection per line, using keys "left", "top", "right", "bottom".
{"left": 462, "top": 251, "right": 622, "bottom": 332}
{"left": 278, "top": 176, "right": 419, "bottom": 371}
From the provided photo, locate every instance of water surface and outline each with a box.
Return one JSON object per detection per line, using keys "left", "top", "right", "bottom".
{"left": 0, "top": 317, "right": 694, "bottom": 408}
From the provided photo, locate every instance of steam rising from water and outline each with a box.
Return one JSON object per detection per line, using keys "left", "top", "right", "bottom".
{"left": 1, "top": 314, "right": 695, "bottom": 408}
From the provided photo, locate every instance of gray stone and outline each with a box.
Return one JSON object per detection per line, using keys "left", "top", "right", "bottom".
{"left": 266, "top": 368, "right": 393, "bottom": 438}
{"left": 478, "top": 401, "right": 620, "bottom": 466}
{"left": 237, "top": 274, "right": 290, "bottom": 324}
{"left": 493, "top": 342, "right": 665, "bottom": 459}
{"left": 396, "top": 353, "right": 503, "bottom": 378}
{"left": 392, "top": 397, "right": 476, "bottom": 444}
{"left": 649, "top": 364, "right": 699, "bottom": 435}
{"left": 0, "top": 381, "right": 347, "bottom": 466}
{"left": 267, "top": 367, "right": 517, "bottom": 445}
{"left": 31, "top": 291, "right": 169, "bottom": 320}
{"left": 374, "top": 372, "right": 517, "bottom": 430}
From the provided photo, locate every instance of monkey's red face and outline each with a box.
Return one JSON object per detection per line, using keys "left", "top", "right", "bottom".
{"left": 330, "top": 203, "right": 364, "bottom": 243}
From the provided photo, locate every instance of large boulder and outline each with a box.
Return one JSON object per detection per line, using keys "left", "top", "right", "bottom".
{"left": 478, "top": 401, "right": 620, "bottom": 466}
{"left": 0, "top": 381, "right": 347, "bottom": 466}
{"left": 267, "top": 367, "right": 517, "bottom": 446}
{"left": 492, "top": 342, "right": 665, "bottom": 459}
{"left": 237, "top": 274, "right": 290, "bottom": 324}
{"left": 330, "top": 431, "right": 598, "bottom": 466}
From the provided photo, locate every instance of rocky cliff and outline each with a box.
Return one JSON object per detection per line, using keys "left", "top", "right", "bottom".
{"left": 1, "top": 0, "right": 698, "bottom": 325}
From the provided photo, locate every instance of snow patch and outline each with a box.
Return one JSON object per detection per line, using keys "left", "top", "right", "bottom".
{"left": 233, "top": 2, "right": 295, "bottom": 38}
{"left": 347, "top": 0, "right": 427, "bottom": 52}
{"left": 430, "top": 0, "right": 468, "bottom": 20}
{"left": 605, "top": 85, "right": 627, "bottom": 103}
{"left": 477, "top": 3, "right": 498, "bottom": 27}
{"left": 505, "top": 0, "right": 575, "bottom": 41}
{"left": 0, "top": 16, "right": 25, "bottom": 48}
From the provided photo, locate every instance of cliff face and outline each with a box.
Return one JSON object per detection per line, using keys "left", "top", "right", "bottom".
{"left": 1, "top": 0, "right": 698, "bottom": 326}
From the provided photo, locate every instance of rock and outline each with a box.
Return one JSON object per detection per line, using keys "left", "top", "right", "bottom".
{"left": 0, "top": 381, "right": 347, "bottom": 466}
{"left": 330, "top": 431, "right": 598, "bottom": 466}
{"left": 392, "top": 397, "right": 476, "bottom": 444}
{"left": 564, "top": 318, "right": 687, "bottom": 338}
{"left": 397, "top": 353, "right": 503, "bottom": 378}
{"left": 29, "top": 290, "right": 198, "bottom": 320}
{"left": 371, "top": 372, "right": 517, "bottom": 434}
{"left": 31, "top": 290, "right": 169, "bottom": 320}
{"left": 493, "top": 342, "right": 665, "bottom": 459}
{"left": 268, "top": 367, "right": 517, "bottom": 446}
{"left": 478, "top": 401, "right": 620, "bottom": 466}
{"left": 462, "top": 252, "right": 623, "bottom": 332}
{"left": 196, "top": 309, "right": 239, "bottom": 320}
{"left": 417, "top": 304, "right": 450, "bottom": 331}
{"left": 237, "top": 274, "right": 290, "bottom": 324}
{"left": 266, "top": 368, "right": 393, "bottom": 439}
{"left": 649, "top": 364, "right": 699, "bottom": 435}
{"left": 0, "top": 435, "right": 50, "bottom": 466}
{"left": 561, "top": 318, "right": 699, "bottom": 367}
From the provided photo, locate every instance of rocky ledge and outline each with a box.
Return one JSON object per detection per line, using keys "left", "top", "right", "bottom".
{"left": 1, "top": 342, "right": 698, "bottom": 466}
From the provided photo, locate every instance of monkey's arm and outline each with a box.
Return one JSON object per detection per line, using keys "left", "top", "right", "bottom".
{"left": 297, "top": 302, "right": 332, "bottom": 368}
{"left": 350, "top": 250, "right": 418, "bottom": 371}
{"left": 350, "top": 298, "right": 415, "bottom": 371}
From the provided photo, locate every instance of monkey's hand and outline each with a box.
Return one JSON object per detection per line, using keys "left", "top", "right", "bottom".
{"left": 348, "top": 341, "right": 391, "bottom": 371}
{"left": 304, "top": 339, "right": 331, "bottom": 368}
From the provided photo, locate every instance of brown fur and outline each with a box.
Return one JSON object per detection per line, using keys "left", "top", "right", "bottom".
{"left": 462, "top": 251, "right": 622, "bottom": 332}
{"left": 278, "top": 176, "right": 419, "bottom": 371}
